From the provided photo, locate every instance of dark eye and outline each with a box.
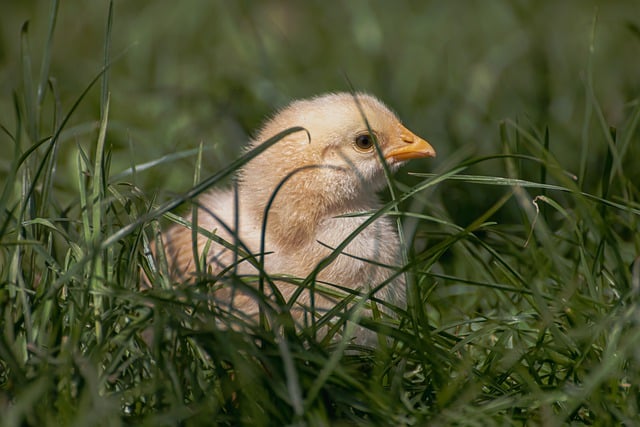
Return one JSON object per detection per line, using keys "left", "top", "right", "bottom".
{"left": 354, "top": 133, "right": 374, "bottom": 151}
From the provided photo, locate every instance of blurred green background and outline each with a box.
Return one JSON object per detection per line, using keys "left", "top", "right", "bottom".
{"left": 1, "top": 3, "right": 640, "bottom": 424}
{"left": 1, "top": 0, "right": 639, "bottom": 208}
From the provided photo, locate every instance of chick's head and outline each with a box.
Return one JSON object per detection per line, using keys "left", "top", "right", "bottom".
{"left": 241, "top": 92, "right": 435, "bottom": 218}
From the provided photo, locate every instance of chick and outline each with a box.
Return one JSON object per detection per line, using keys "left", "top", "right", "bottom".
{"left": 153, "top": 92, "right": 435, "bottom": 330}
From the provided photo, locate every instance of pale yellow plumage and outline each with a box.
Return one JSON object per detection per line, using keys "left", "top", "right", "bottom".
{"left": 153, "top": 92, "right": 435, "bottom": 329}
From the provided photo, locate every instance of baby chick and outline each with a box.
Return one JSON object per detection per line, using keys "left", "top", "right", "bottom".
{"left": 153, "top": 92, "right": 435, "bottom": 331}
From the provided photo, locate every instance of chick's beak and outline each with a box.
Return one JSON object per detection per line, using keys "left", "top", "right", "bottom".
{"left": 385, "top": 124, "right": 436, "bottom": 162}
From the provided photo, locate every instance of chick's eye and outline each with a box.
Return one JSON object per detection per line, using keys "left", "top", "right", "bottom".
{"left": 354, "top": 134, "right": 374, "bottom": 151}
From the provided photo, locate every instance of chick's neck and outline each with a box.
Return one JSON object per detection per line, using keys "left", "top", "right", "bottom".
{"left": 239, "top": 174, "right": 379, "bottom": 251}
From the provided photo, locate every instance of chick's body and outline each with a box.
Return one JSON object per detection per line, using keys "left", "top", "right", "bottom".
{"left": 159, "top": 93, "right": 435, "bottom": 322}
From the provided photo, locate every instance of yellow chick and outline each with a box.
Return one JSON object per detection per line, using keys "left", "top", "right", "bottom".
{"left": 153, "top": 92, "right": 435, "bottom": 331}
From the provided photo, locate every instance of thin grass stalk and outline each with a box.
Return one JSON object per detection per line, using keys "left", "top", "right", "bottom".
{"left": 191, "top": 142, "right": 204, "bottom": 278}
{"left": 36, "top": 0, "right": 59, "bottom": 106}
{"left": 20, "top": 22, "right": 37, "bottom": 144}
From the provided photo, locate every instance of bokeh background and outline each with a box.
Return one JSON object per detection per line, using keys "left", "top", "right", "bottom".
{"left": 1, "top": 2, "right": 640, "bottom": 424}
{"left": 1, "top": 0, "right": 639, "bottom": 216}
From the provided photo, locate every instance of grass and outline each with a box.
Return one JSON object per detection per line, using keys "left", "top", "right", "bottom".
{"left": 1, "top": 1, "right": 640, "bottom": 426}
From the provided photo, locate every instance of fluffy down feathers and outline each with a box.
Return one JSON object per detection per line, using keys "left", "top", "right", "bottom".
{"left": 152, "top": 92, "right": 435, "bottom": 330}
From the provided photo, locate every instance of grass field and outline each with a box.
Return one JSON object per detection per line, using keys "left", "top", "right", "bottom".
{"left": 1, "top": 1, "right": 639, "bottom": 425}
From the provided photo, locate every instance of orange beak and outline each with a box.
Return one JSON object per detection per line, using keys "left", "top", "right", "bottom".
{"left": 384, "top": 124, "right": 436, "bottom": 162}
